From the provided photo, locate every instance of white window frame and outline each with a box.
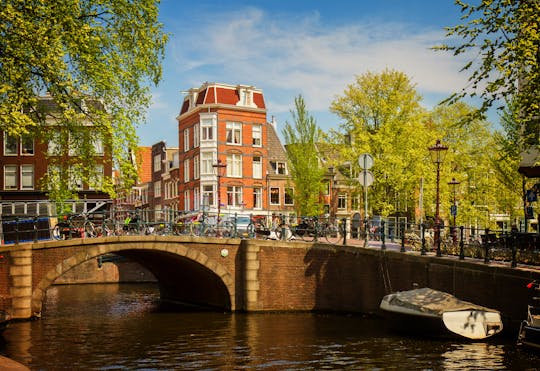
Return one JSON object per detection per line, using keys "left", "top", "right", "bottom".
{"left": 338, "top": 194, "right": 347, "bottom": 210}
{"left": 252, "top": 156, "right": 262, "bottom": 179}
{"left": 184, "top": 159, "right": 190, "bottom": 182}
{"left": 252, "top": 124, "right": 262, "bottom": 147}
{"left": 253, "top": 187, "right": 262, "bottom": 209}
{"left": 93, "top": 137, "right": 104, "bottom": 156}
{"left": 226, "top": 185, "right": 243, "bottom": 207}
{"left": 88, "top": 164, "right": 104, "bottom": 190}
{"left": 270, "top": 187, "right": 280, "bottom": 205}
{"left": 226, "top": 122, "right": 242, "bottom": 145}
{"left": 184, "top": 189, "right": 191, "bottom": 211}
{"left": 154, "top": 181, "right": 161, "bottom": 197}
{"left": 201, "top": 119, "right": 214, "bottom": 141}
{"left": 226, "top": 153, "right": 242, "bottom": 178}
{"left": 3, "top": 133, "right": 17, "bottom": 156}
{"left": 21, "top": 135, "right": 34, "bottom": 156}
{"left": 193, "top": 123, "right": 200, "bottom": 147}
{"left": 193, "top": 187, "right": 200, "bottom": 210}
{"left": 284, "top": 187, "right": 294, "bottom": 205}
{"left": 153, "top": 154, "right": 161, "bottom": 172}
{"left": 202, "top": 184, "right": 215, "bottom": 207}
{"left": 183, "top": 128, "right": 190, "bottom": 152}
{"left": 193, "top": 155, "right": 200, "bottom": 179}
{"left": 201, "top": 152, "right": 214, "bottom": 175}
{"left": 4, "top": 165, "right": 17, "bottom": 189}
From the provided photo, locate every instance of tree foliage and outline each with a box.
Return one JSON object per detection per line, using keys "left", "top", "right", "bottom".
{"left": 282, "top": 95, "right": 326, "bottom": 216}
{"left": 435, "top": 0, "right": 540, "bottom": 144}
{"left": 329, "top": 69, "right": 432, "bottom": 218}
{"left": 0, "top": 0, "right": 167, "bottom": 199}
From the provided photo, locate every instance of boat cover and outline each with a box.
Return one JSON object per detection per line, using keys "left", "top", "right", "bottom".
{"left": 383, "top": 288, "right": 496, "bottom": 317}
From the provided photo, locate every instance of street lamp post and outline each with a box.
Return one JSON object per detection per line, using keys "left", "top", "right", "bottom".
{"left": 212, "top": 159, "right": 227, "bottom": 223}
{"left": 448, "top": 177, "right": 460, "bottom": 245}
{"left": 429, "top": 139, "right": 448, "bottom": 257}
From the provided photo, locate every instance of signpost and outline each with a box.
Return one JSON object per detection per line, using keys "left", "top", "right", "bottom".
{"left": 359, "top": 154, "right": 374, "bottom": 247}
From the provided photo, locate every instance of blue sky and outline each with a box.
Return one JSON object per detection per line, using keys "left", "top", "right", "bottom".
{"left": 141, "top": 0, "right": 481, "bottom": 146}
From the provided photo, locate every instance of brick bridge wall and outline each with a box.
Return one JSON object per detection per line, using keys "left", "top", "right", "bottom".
{"left": 1, "top": 236, "right": 539, "bottom": 333}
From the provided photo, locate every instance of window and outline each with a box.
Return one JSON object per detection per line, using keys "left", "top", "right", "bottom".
{"left": 351, "top": 195, "right": 360, "bottom": 210}
{"left": 48, "top": 131, "right": 62, "bottom": 155}
{"left": 338, "top": 194, "right": 347, "bottom": 210}
{"left": 253, "top": 156, "right": 262, "bottom": 179}
{"left": 270, "top": 187, "right": 280, "bottom": 205}
{"left": 201, "top": 152, "right": 214, "bottom": 175}
{"left": 183, "top": 128, "right": 190, "bottom": 151}
{"left": 323, "top": 181, "right": 330, "bottom": 195}
{"left": 184, "top": 190, "right": 191, "bottom": 211}
{"left": 226, "top": 186, "right": 243, "bottom": 207}
{"left": 203, "top": 184, "right": 214, "bottom": 207}
{"left": 153, "top": 154, "right": 161, "bottom": 172}
{"left": 226, "top": 122, "right": 242, "bottom": 145}
{"left": 92, "top": 137, "right": 104, "bottom": 155}
{"left": 193, "top": 123, "right": 200, "bottom": 147}
{"left": 285, "top": 188, "right": 294, "bottom": 205}
{"left": 154, "top": 181, "right": 161, "bottom": 197}
{"left": 252, "top": 125, "right": 262, "bottom": 146}
{"left": 193, "top": 187, "right": 200, "bottom": 210}
{"left": 4, "top": 165, "right": 17, "bottom": 189}
{"left": 21, "top": 135, "right": 34, "bottom": 155}
{"left": 70, "top": 166, "right": 83, "bottom": 190}
{"left": 270, "top": 161, "right": 286, "bottom": 175}
{"left": 184, "top": 159, "right": 190, "bottom": 182}
{"left": 201, "top": 119, "right": 214, "bottom": 141}
{"left": 193, "top": 155, "right": 200, "bottom": 179}
{"left": 253, "top": 187, "right": 262, "bottom": 209}
{"left": 4, "top": 134, "right": 17, "bottom": 155}
{"left": 226, "top": 153, "right": 242, "bottom": 177}
{"left": 88, "top": 165, "right": 104, "bottom": 190}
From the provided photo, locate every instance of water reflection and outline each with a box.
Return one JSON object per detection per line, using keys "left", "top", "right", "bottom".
{"left": 0, "top": 284, "right": 538, "bottom": 370}
{"left": 442, "top": 342, "right": 506, "bottom": 370}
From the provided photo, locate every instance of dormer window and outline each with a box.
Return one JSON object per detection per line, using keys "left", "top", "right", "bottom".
{"left": 236, "top": 86, "right": 257, "bottom": 108}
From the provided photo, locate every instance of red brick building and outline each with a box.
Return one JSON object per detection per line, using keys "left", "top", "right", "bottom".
{"left": 0, "top": 94, "right": 113, "bottom": 216}
{"left": 176, "top": 82, "right": 295, "bottom": 220}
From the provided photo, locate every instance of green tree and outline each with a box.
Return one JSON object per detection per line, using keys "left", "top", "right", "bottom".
{"left": 329, "top": 69, "right": 433, "bottom": 220}
{"left": 435, "top": 0, "right": 540, "bottom": 143}
{"left": 0, "top": 0, "right": 168, "bottom": 199}
{"left": 282, "top": 95, "right": 325, "bottom": 216}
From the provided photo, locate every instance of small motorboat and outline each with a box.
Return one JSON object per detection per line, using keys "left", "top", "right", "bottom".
{"left": 380, "top": 287, "right": 503, "bottom": 340}
{"left": 517, "top": 281, "right": 540, "bottom": 350}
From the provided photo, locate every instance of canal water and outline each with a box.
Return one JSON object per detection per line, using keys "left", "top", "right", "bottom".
{"left": 1, "top": 283, "right": 539, "bottom": 370}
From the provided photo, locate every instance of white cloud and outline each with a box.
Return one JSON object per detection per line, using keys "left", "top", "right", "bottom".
{"left": 170, "top": 7, "right": 470, "bottom": 116}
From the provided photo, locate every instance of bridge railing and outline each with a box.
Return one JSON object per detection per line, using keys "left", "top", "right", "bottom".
{"left": 1, "top": 211, "right": 538, "bottom": 267}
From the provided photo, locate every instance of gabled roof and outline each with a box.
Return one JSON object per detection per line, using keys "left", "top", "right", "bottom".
{"left": 178, "top": 82, "right": 266, "bottom": 116}
{"left": 266, "top": 122, "right": 287, "bottom": 161}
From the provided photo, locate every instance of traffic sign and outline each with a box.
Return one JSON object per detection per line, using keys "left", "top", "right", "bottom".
{"left": 359, "top": 170, "right": 374, "bottom": 187}
{"left": 358, "top": 153, "right": 373, "bottom": 170}
{"left": 450, "top": 205, "right": 457, "bottom": 216}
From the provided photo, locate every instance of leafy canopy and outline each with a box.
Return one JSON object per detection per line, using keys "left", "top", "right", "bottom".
{"left": 435, "top": 0, "right": 540, "bottom": 142}
{"left": 0, "top": 0, "right": 168, "bottom": 198}
{"left": 282, "top": 95, "right": 325, "bottom": 217}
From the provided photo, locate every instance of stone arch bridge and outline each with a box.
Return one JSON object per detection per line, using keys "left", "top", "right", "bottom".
{"left": 1, "top": 235, "right": 538, "bottom": 333}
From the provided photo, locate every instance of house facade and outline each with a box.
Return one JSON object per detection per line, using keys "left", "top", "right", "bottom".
{"left": 176, "top": 82, "right": 295, "bottom": 221}
{"left": 0, "top": 94, "right": 113, "bottom": 216}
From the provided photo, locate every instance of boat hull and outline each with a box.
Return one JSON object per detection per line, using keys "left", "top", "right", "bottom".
{"left": 380, "top": 288, "right": 503, "bottom": 340}
{"left": 518, "top": 323, "right": 540, "bottom": 350}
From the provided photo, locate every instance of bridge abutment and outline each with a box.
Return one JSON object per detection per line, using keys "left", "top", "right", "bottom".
{"left": 243, "top": 241, "right": 261, "bottom": 311}
{"left": 9, "top": 246, "right": 33, "bottom": 319}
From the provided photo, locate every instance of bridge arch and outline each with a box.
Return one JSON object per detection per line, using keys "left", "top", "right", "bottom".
{"left": 31, "top": 239, "right": 236, "bottom": 317}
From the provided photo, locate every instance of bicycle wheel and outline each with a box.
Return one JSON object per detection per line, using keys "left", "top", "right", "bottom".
{"left": 52, "top": 224, "right": 62, "bottom": 240}
{"left": 190, "top": 222, "right": 203, "bottom": 236}
{"left": 324, "top": 224, "right": 340, "bottom": 243}
{"left": 84, "top": 221, "right": 97, "bottom": 238}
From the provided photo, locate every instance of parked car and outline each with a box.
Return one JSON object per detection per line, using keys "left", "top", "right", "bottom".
{"left": 230, "top": 215, "right": 252, "bottom": 238}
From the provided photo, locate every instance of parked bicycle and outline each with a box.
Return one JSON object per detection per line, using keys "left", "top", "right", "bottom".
{"left": 52, "top": 213, "right": 97, "bottom": 240}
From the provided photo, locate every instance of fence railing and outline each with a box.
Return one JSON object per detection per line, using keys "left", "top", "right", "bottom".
{"left": 1, "top": 212, "right": 538, "bottom": 267}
